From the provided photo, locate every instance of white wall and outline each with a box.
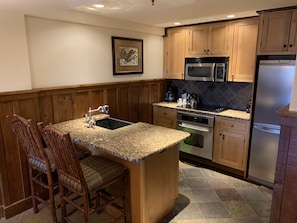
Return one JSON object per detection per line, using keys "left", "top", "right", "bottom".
{"left": 0, "top": 12, "right": 32, "bottom": 92}
{"left": 26, "top": 17, "right": 163, "bottom": 88}
{"left": 0, "top": 1, "right": 164, "bottom": 92}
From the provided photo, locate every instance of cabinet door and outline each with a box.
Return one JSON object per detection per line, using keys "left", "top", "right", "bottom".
{"left": 213, "top": 117, "right": 250, "bottom": 172}
{"left": 153, "top": 106, "right": 177, "bottom": 129}
{"left": 216, "top": 130, "right": 245, "bottom": 170}
{"left": 258, "top": 11, "right": 291, "bottom": 53}
{"left": 186, "top": 22, "right": 232, "bottom": 56}
{"left": 186, "top": 25, "right": 208, "bottom": 56}
{"left": 229, "top": 18, "right": 258, "bottom": 82}
{"left": 164, "top": 28, "right": 186, "bottom": 79}
{"left": 288, "top": 11, "right": 297, "bottom": 52}
{"left": 208, "top": 22, "right": 233, "bottom": 56}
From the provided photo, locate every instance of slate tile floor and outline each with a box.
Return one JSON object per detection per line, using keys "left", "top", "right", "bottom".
{"left": 160, "top": 161, "right": 272, "bottom": 223}
{"left": 0, "top": 161, "right": 272, "bottom": 223}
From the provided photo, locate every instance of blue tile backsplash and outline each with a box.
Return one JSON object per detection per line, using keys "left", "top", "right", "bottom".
{"left": 170, "top": 80, "right": 252, "bottom": 111}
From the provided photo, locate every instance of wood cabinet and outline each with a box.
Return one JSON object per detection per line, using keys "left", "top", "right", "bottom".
{"left": 186, "top": 21, "right": 233, "bottom": 56}
{"left": 163, "top": 27, "right": 186, "bottom": 79}
{"left": 94, "top": 144, "right": 180, "bottom": 223}
{"left": 213, "top": 117, "right": 250, "bottom": 174}
{"left": 228, "top": 18, "right": 259, "bottom": 82}
{"left": 257, "top": 9, "right": 297, "bottom": 54}
{"left": 153, "top": 106, "right": 177, "bottom": 129}
{"left": 163, "top": 18, "right": 259, "bottom": 83}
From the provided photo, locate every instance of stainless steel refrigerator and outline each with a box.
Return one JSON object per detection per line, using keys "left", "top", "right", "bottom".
{"left": 248, "top": 56, "right": 296, "bottom": 188}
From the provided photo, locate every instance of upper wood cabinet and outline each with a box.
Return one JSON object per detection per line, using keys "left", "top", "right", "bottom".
{"left": 228, "top": 18, "right": 259, "bottom": 83}
{"left": 213, "top": 117, "right": 250, "bottom": 174}
{"left": 185, "top": 22, "right": 233, "bottom": 56}
{"left": 257, "top": 10, "right": 297, "bottom": 54}
{"left": 163, "top": 27, "right": 186, "bottom": 79}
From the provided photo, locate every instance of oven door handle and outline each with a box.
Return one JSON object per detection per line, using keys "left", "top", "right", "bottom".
{"left": 178, "top": 123, "right": 210, "bottom": 132}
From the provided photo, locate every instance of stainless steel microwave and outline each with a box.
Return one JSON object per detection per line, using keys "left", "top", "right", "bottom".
{"left": 184, "top": 57, "right": 229, "bottom": 82}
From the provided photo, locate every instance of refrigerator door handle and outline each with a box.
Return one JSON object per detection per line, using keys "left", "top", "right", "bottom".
{"left": 254, "top": 123, "right": 280, "bottom": 135}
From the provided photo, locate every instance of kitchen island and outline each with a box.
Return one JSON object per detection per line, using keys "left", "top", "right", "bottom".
{"left": 53, "top": 115, "right": 190, "bottom": 223}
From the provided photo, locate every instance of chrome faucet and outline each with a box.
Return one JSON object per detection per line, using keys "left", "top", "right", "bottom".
{"left": 85, "top": 105, "right": 109, "bottom": 128}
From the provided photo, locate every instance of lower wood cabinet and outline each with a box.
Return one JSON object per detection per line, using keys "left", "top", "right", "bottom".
{"left": 153, "top": 106, "right": 177, "bottom": 129}
{"left": 213, "top": 116, "right": 250, "bottom": 174}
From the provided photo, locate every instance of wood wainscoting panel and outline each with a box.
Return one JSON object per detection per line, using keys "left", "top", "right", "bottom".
{"left": 38, "top": 95, "right": 55, "bottom": 124}
{"left": 128, "top": 85, "right": 140, "bottom": 123}
{"left": 117, "top": 86, "right": 129, "bottom": 121}
{"left": 0, "top": 79, "right": 166, "bottom": 219}
{"left": 52, "top": 93, "right": 74, "bottom": 123}
{"left": 106, "top": 87, "right": 118, "bottom": 118}
{"left": 88, "top": 89, "right": 106, "bottom": 111}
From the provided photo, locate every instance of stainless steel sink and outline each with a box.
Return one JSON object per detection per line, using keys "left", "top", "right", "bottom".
{"left": 95, "top": 117, "right": 132, "bottom": 130}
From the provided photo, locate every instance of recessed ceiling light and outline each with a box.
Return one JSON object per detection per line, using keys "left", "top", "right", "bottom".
{"left": 93, "top": 4, "right": 104, "bottom": 9}
{"left": 174, "top": 22, "right": 181, "bottom": 25}
{"left": 227, "top": 14, "right": 235, "bottom": 18}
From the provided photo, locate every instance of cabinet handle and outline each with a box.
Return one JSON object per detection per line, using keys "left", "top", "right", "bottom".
{"left": 289, "top": 44, "right": 293, "bottom": 48}
{"left": 231, "top": 125, "right": 234, "bottom": 127}
{"left": 283, "top": 44, "right": 287, "bottom": 48}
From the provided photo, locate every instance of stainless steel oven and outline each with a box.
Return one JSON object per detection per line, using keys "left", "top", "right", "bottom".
{"left": 177, "top": 111, "right": 214, "bottom": 160}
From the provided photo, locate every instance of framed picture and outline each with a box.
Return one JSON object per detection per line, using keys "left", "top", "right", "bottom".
{"left": 112, "top": 36, "right": 143, "bottom": 75}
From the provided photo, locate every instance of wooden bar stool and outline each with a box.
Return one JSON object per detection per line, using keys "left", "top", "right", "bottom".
{"left": 40, "top": 124, "right": 129, "bottom": 223}
{"left": 9, "top": 114, "right": 58, "bottom": 223}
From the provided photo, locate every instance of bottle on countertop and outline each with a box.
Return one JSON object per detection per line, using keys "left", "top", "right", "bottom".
{"left": 246, "top": 98, "right": 251, "bottom": 113}
{"left": 189, "top": 93, "right": 199, "bottom": 109}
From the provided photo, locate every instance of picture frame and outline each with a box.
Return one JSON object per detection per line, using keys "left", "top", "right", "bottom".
{"left": 112, "top": 36, "right": 143, "bottom": 75}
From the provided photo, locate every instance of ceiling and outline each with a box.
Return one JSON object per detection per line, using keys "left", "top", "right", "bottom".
{"left": 2, "top": 0, "right": 296, "bottom": 28}
{"left": 69, "top": 0, "right": 297, "bottom": 27}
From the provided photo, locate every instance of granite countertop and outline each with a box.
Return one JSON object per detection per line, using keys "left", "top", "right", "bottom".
{"left": 53, "top": 114, "right": 190, "bottom": 162}
{"left": 153, "top": 102, "right": 251, "bottom": 120}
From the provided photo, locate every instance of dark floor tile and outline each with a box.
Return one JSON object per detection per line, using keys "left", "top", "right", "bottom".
{"left": 215, "top": 188, "right": 243, "bottom": 201}
{"left": 236, "top": 187, "right": 268, "bottom": 201}
{"left": 191, "top": 188, "right": 220, "bottom": 203}
{"left": 179, "top": 174, "right": 191, "bottom": 189}
{"left": 226, "top": 177, "right": 255, "bottom": 188}
{"left": 248, "top": 200, "right": 272, "bottom": 218}
{"left": 182, "top": 168, "right": 204, "bottom": 178}
{"left": 174, "top": 203, "right": 204, "bottom": 220}
{"left": 208, "top": 178, "right": 232, "bottom": 189}
{"left": 199, "top": 202, "right": 230, "bottom": 219}
{"left": 223, "top": 201, "right": 257, "bottom": 218}
{"left": 258, "top": 186, "right": 273, "bottom": 200}
{"left": 187, "top": 177, "right": 211, "bottom": 189}
{"left": 201, "top": 168, "right": 229, "bottom": 179}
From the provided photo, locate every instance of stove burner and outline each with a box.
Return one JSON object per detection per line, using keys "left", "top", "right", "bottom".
{"left": 197, "top": 105, "right": 227, "bottom": 113}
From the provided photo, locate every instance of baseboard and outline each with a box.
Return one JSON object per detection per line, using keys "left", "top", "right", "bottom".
{"left": 2, "top": 197, "right": 32, "bottom": 219}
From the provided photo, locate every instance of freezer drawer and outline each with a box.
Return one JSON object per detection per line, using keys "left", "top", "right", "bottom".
{"left": 248, "top": 123, "right": 280, "bottom": 187}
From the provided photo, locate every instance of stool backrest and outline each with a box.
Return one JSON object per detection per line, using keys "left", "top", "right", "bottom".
{"left": 10, "top": 114, "right": 49, "bottom": 168}
{"left": 40, "top": 125, "right": 87, "bottom": 193}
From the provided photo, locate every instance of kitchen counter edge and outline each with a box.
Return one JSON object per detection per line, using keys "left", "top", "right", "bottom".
{"left": 153, "top": 102, "right": 251, "bottom": 120}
